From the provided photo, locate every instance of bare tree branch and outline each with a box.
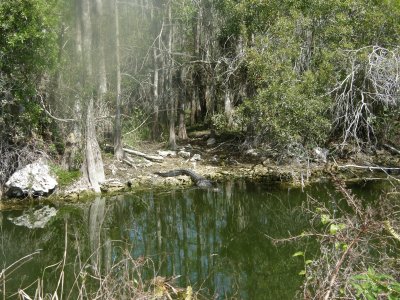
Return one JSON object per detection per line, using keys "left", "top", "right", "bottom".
{"left": 332, "top": 46, "right": 400, "bottom": 149}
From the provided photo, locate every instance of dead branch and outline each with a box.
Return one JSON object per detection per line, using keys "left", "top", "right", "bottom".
{"left": 122, "top": 156, "right": 137, "bottom": 169}
{"left": 383, "top": 144, "right": 400, "bottom": 155}
{"left": 38, "top": 93, "right": 76, "bottom": 123}
{"left": 0, "top": 250, "right": 41, "bottom": 284}
{"left": 338, "top": 164, "right": 400, "bottom": 172}
{"left": 122, "top": 158, "right": 134, "bottom": 167}
{"left": 323, "top": 233, "right": 361, "bottom": 300}
{"left": 123, "top": 114, "right": 151, "bottom": 136}
{"left": 332, "top": 46, "right": 400, "bottom": 149}
{"left": 264, "top": 232, "right": 329, "bottom": 244}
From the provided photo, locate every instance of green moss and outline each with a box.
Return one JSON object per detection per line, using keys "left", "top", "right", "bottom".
{"left": 50, "top": 164, "right": 81, "bottom": 187}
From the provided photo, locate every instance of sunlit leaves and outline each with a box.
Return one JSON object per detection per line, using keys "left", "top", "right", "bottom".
{"left": 320, "top": 214, "right": 331, "bottom": 225}
{"left": 292, "top": 251, "right": 304, "bottom": 257}
{"left": 293, "top": 251, "right": 314, "bottom": 277}
{"left": 298, "top": 270, "right": 306, "bottom": 276}
{"left": 329, "top": 223, "right": 346, "bottom": 235}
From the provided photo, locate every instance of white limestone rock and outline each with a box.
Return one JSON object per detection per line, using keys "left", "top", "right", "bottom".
{"left": 314, "top": 147, "right": 329, "bottom": 163}
{"left": 5, "top": 159, "right": 58, "bottom": 198}
{"left": 245, "top": 149, "right": 259, "bottom": 157}
{"left": 207, "top": 138, "right": 216, "bottom": 146}
{"left": 178, "top": 150, "right": 191, "bottom": 159}
{"left": 190, "top": 154, "right": 202, "bottom": 162}
{"left": 157, "top": 150, "right": 177, "bottom": 157}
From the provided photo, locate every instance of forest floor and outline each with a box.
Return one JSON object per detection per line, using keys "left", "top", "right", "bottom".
{"left": 60, "top": 129, "right": 400, "bottom": 199}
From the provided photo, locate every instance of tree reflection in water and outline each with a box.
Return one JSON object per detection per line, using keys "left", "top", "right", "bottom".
{"left": 1, "top": 180, "right": 333, "bottom": 299}
{"left": 102, "top": 180, "right": 313, "bottom": 299}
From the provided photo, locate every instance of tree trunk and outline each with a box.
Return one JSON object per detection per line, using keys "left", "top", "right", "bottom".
{"left": 177, "top": 67, "right": 188, "bottom": 140}
{"left": 63, "top": 0, "right": 84, "bottom": 171}
{"left": 81, "top": 0, "right": 92, "bottom": 81}
{"left": 114, "top": 0, "right": 123, "bottom": 160}
{"left": 94, "top": 0, "right": 107, "bottom": 98}
{"left": 189, "top": 4, "right": 203, "bottom": 127}
{"left": 178, "top": 101, "right": 187, "bottom": 140}
{"left": 168, "top": 98, "right": 177, "bottom": 150}
{"left": 204, "top": 8, "right": 216, "bottom": 120}
{"left": 191, "top": 87, "right": 197, "bottom": 126}
{"left": 75, "top": 0, "right": 82, "bottom": 60}
{"left": 198, "top": 76, "right": 207, "bottom": 121}
{"left": 92, "top": 0, "right": 108, "bottom": 143}
{"left": 224, "top": 87, "right": 234, "bottom": 128}
{"left": 80, "top": 0, "right": 105, "bottom": 191}
{"left": 84, "top": 98, "right": 105, "bottom": 192}
{"left": 152, "top": 46, "right": 160, "bottom": 140}
{"left": 167, "top": 4, "right": 177, "bottom": 150}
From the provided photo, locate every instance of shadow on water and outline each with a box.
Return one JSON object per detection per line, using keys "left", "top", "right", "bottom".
{"left": 0, "top": 180, "right": 389, "bottom": 299}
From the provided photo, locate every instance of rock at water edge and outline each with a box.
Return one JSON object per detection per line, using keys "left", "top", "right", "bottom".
{"left": 5, "top": 159, "right": 58, "bottom": 198}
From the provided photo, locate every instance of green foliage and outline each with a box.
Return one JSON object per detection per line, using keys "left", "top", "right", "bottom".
{"left": 217, "top": 0, "right": 400, "bottom": 150}
{"left": 318, "top": 209, "right": 346, "bottom": 235}
{"left": 0, "top": 0, "right": 58, "bottom": 87}
{"left": 292, "top": 251, "right": 314, "bottom": 277}
{"left": 292, "top": 251, "right": 304, "bottom": 257}
{"left": 372, "top": 102, "right": 400, "bottom": 144}
{"left": 351, "top": 268, "right": 400, "bottom": 300}
{"left": 172, "top": 0, "right": 196, "bottom": 29}
{"left": 329, "top": 223, "right": 346, "bottom": 235}
{"left": 235, "top": 4, "right": 333, "bottom": 149}
{"left": 239, "top": 69, "right": 331, "bottom": 148}
{"left": 0, "top": 0, "right": 59, "bottom": 142}
{"left": 320, "top": 214, "right": 331, "bottom": 225}
{"left": 211, "top": 111, "right": 244, "bottom": 133}
{"left": 211, "top": 113, "right": 228, "bottom": 132}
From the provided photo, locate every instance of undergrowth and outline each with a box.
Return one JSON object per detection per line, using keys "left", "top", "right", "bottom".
{"left": 298, "top": 175, "right": 400, "bottom": 299}
{"left": 50, "top": 164, "right": 81, "bottom": 187}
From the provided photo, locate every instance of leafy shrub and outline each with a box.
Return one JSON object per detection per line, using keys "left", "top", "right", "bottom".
{"left": 239, "top": 72, "right": 331, "bottom": 149}
{"left": 211, "top": 111, "right": 245, "bottom": 132}
{"left": 351, "top": 268, "right": 400, "bottom": 300}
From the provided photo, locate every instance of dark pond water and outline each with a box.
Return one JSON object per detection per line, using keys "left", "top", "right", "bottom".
{"left": 0, "top": 180, "right": 390, "bottom": 299}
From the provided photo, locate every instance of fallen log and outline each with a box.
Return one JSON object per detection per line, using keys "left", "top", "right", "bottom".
{"left": 123, "top": 148, "right": 164, "bottom": 163}
{"left": 123, "top": 158, "right": 136, "bottom": 169}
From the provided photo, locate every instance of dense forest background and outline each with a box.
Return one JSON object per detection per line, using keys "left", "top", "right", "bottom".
{"left": 0, "top": 0, "right": 399, "bottom": 191}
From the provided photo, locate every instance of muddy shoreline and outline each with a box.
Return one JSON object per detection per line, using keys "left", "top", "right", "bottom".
{"left": 57, "top": 150, "right": 330, "bottom": 199}
{"left": 1, "top": 138, "right": 399, "bottom": 208}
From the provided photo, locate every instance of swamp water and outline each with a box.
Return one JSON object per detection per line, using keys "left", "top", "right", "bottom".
{"left": 0, "top": 180, "right": 389, "bottom": 299}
